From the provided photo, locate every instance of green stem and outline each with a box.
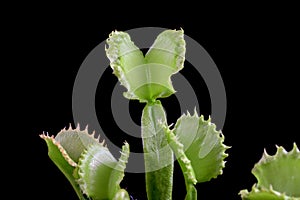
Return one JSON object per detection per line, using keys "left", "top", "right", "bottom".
{"left": 163, "top": 127, "right": 197, "bottom": 200}
{"left": 185, "top": 184, "right": 197, "bottom": 200}
{"left": 142, "top": 101, "right": 174, "bottom": 200}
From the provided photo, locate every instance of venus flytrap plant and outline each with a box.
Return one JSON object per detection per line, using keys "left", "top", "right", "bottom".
{"left": 239, "top": 143, "right": 300, "bottom": 200}
{"left": 105, "top": 29, "right": 229, "bottom": 200}
{"left": 40, "top": 28, "right": 300, "bottom": 200}
{"left": 40, "top": 126, "right": 130, "bottom": 200}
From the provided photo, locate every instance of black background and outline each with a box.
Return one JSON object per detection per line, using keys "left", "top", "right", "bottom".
{"left": 8, "top": 3, "right": 299, "bottom": 200}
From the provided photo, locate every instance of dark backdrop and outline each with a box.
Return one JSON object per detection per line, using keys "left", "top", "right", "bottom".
{"left": 10, "top": 4, "right": 299, "bottom": 200}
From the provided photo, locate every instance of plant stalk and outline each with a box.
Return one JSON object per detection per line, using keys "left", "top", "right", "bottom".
{"left": 142, "top": 101, "right": 174, "bottom": 200}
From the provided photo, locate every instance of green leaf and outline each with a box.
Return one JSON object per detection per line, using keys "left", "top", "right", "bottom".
{"left": 163, "top": 125, "right": 197, "bottom": 200}
{"left": 142, "top": 101, "right": 174, "bottom": 200}
{"left": 145, "top": 28, "right": 185, "bottom": 79}
{"left": 40, "top": 134, "right": 86, "bottom": 200}
{"left": 240, "top": 143, "right": 300, "bottom": 200}
{"left": 54, "top": 125, "right": 103, "bottom": 163}
{"left": 105, "top": 31, "right": 145, "bottom": 101}
{"left": 109, "top": 142, "right": 130, "bottom": 199}
{"left": 77, "top": 144, "right": 116, "bottom": 199}
{"left": 105, "top": 29, "right": 185, "bottom": 102}
{"left": 173, "top": 111, "right": 229, "bottom": 183}
{"left": 77, "top": 142, "right": 130, "bottom": 200}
